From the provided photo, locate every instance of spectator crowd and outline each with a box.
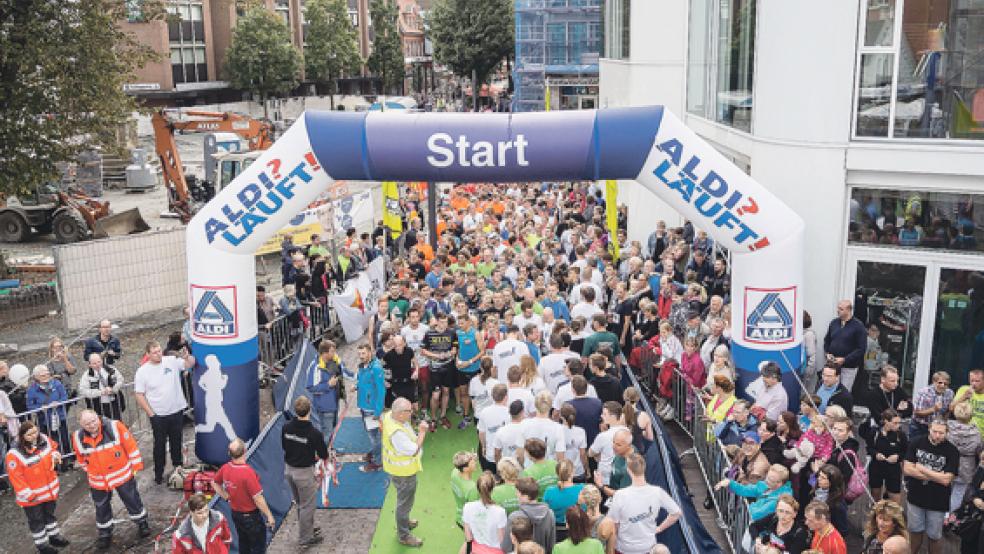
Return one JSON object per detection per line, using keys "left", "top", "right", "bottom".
{"left": 4, "top": 179, "right": 984, "bottom": 554}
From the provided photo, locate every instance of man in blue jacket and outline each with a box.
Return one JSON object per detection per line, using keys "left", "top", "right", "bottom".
{"left": 823, "top": 300, "right": 868, "bottom": 394}
{"left": 356, "top": 343, "right": 386, "bottom": 472}
{"left": 308, "top": 340, "right": 349, "bottom": 441}
{"left": 83, "top": 320, "right": 122, "bottom": 367}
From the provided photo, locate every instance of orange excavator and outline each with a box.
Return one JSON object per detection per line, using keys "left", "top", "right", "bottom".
{"left": 152, "top": 109, "right": 274, "bottom": 223}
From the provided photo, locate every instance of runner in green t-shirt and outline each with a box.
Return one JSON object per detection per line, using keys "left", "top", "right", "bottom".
{"left": 521, "top": 438, "right": 559, "bottom": 501}
{"left": 451, "top": 452, "right": 479, "bottom": 526}
{"left": 492, "top": 458, "right": 523, "bottom": 515}
{"left": 582, "top": 314, "right": 622, "bottom": 361}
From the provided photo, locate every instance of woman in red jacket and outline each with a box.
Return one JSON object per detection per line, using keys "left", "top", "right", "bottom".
{"left": 172, "top": 493, "right": 233, "bottom": 554}
{"left": 5, "top": 421, "right": 70, "bottom": 554}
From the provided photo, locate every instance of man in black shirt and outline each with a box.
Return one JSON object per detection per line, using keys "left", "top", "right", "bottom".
{"left": 587, "top": 353, "right": 623, "bottom": 404}
{"left": 282, "top": 396, "right": 328, "bottom": 547}
{"left": 903, "top": 418, "right": 959, "bottom": 554}
{"left": 421, "top": 313, "right": 457, "bottom": 430}
{"left": 383, "top": 336, "right": 417, "bottom": 410}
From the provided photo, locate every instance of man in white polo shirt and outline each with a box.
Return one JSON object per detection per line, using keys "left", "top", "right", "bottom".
{"left": 134, "top": 340, "right": 195, "bottom": 484}
{"left": 608, "top": 453, "right": 682, "bottom": 554}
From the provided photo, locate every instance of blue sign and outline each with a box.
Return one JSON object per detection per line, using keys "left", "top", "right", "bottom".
{"left": 743, "top": 287, "right": 796, "bottom": 344}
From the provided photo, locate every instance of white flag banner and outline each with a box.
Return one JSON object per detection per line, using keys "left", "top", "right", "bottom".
{"left": 329, "top": 257, "right": 387, "bottom": 342}
{"left": 333, "top": 190, "right": 374, "bottom": 233}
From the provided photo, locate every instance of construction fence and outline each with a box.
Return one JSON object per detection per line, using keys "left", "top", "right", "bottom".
{"left": 53, "top": 228, "right": 187, "bottom": 330}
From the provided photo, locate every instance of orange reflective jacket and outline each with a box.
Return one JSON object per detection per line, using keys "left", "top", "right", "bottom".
{"left": 72, "top": 418, "right": 143, "bottom": 491}
{"left": 5, "top": 434, "right": 60, "bottom": 507}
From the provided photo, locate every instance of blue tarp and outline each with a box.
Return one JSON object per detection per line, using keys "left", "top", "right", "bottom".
{"left": 272, "top": 339, "right": 317, "bottom": 414}
{"left": 622, "top": 369, "right": 724, "bottom": 554}
{"left": 210, "top": 340, "right": 317, "bottom": 552}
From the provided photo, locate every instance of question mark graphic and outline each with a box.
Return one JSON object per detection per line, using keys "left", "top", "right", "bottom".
{"left": 266, "top": 159, "right": 282, "bottom": 180}
{"left": 736, "top": 197, "right": 758, "bottom": 216}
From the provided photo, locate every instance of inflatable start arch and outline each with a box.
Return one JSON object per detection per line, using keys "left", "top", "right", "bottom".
{"left": 187, "top": 107, "right": 804, "bottom": 464}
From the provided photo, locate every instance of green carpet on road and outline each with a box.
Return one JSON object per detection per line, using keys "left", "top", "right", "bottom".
{"left": 370, "top": 411, "right": 477, "bottom": 554}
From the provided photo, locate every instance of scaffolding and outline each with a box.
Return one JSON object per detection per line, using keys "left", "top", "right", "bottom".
{"left": 513, "top": 0, "right": 602, "bottom": 112}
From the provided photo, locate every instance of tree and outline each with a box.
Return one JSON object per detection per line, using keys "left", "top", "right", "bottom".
{"left": 429, "top": 0, "right": 513, "bottom": 111}
{"left": 0, "top": 0, "right": 161, "bottom": 197}
{"left": 304, "top": 0, "right": 362, "bottom": 109}
{"left": 225, "top": 7, "right": 302, "bottom": 119}
{"left": 367, "top": 0, "right": 405, "bottom": 95}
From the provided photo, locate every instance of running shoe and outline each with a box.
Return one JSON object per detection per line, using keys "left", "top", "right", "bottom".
{"left": 441, "top": 416, "right": 452, "bottom": 429}
{"left": 455, "top": 404, "right": 463, "bottom": 415}
{"left": 457, "top": 418, "right": 468, "bottom": 430}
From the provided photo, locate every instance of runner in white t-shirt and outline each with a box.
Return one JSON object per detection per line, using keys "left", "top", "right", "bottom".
{"left": 492, "top": 329, "right": 531, "bottom": 382}
{"left": 588, "top": 402, "right": 628, "bottom": 485}
{"left": 492, "top": 401, "right": 527, "bottom": 463}
{"left": 468, "top": 359, "right": 500, "bottom": 417}
{"left": 559, "top": 403, "right": 589, "bottom": 479}
{"left": 608, "top": 454, "right": 682, "bottom": 554}
{"left": 462, "top": 473, "right": 508, "bottom": 552}
{"left": 477, "top": 385, "right": 511, "bottom": 470}
{"left": 519, "top": 392, "right": 566, "bottom": 468}
{"left": 537, "top": 335, "right": 581, "bottom": 394}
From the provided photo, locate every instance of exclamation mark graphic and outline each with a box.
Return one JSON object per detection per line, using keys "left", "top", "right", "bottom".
{"left": 305, "top": 152, "right": 321, "bottom": 171}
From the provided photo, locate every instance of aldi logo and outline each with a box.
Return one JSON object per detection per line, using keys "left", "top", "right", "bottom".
{"left": 743, "top": 287, "right": 796, "bottom": 345}
{"left": 192, "top": 285, "right": 239, "bottom": 339}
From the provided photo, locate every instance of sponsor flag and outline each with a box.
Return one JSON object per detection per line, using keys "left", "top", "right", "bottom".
{"left": 605, "top": 180, "right": 620, "bottom": 259}
{"left": 544, "top": 85, "right": 551, "bottom": 112}
{"left": 382, "top": 181, "right": 402, "bottom": 239}
{"left": 329, "top": 258, "right": 387, "bottom": 342}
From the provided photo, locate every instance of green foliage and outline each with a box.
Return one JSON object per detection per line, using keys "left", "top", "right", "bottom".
{"left": 305, "top": 0, "right": 362, "bottom": 103}
{"left": 367, "top": 0, "right": 405, "bottom": 94}
{"left": 225, "top": 7, "right": 302, "bottom": 105}
{"left": 0, "top": 0, "right": 161, "bottom": 197}
{"left": 429, "top": 0, "right": 513, "bottom": 87}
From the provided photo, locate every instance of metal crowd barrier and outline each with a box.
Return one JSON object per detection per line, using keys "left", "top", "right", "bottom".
{"left": 258, "top": 301, "right": 338, "bottom": 373}
{"left": 643, "top": 363, "right": 753, "bottom": 554}
{"left": 1, "top": 382, "right": 147, "bottom": 476}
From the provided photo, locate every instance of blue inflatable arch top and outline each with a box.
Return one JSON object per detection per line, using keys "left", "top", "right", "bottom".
{"left": 186, "top": 107, "right": 804, "bottom": 465}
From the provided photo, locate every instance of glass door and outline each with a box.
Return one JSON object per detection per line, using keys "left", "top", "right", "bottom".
{"left": 854, "top": 260, "right": 927, "bottom": 395}
{"left": 931, "top": 268, "right": 984, "bottom": 389}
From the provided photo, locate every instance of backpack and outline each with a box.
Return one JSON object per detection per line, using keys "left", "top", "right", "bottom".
{"left": 837, "top": 449, "right": 868, "bottom": 502}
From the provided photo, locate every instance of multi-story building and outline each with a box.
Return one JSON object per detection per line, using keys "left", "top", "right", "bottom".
{"left": 601, "top": 0, "right": 984, "bottom": 393}
{"left": 122, "top": 0, "right": 375, "bottom": 104}
{"left": 514, "top": 0, "right": 602, "bottom": 112}
{"left": 396, "top": 0, "right": 433, "bottom": 93}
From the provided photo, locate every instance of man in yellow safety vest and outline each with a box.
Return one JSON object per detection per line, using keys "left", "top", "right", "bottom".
{"left": 381, "top": 396, "right": 429, "bottom": 548}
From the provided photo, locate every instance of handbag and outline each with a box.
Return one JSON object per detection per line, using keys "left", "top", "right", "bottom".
{"left": 837, "top": 449, "right": 869, "bottom": 502}
{"left": 944, "top": 499, "right": 983, "bottom": 537}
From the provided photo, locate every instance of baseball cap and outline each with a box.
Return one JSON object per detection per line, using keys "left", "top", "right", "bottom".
{"left": 742, "top": 431, "right": 761, "bottom": 444}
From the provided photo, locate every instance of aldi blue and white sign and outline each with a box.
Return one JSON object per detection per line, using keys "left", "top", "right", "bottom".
{"left": 743, "top": 287, "right": 796, "bottom": 345}
{"left": 191, "top": 285, "right": 238, "bottom": 339}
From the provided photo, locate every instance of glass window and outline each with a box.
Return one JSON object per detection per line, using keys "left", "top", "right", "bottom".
{"left": 687, "top": 0, "right": 757, "bottom": 133}
{"left": 848, "top": 188, "right": 984, "bottom": 254}
{"left": 604, "top": 0, "right": 630, "bottom": 60}
{"left": 855, "top": 53, "right": 895, "bottom": 136}
{"left": 864, "top": 0, "right": 896, "bottom": 47}
{"left": 855, "top": 261, "right": 926, "bottom": 395}
{"left": 854, "top": 0, "right": 984, "bottom": 140}
{"left": 932, "top": 268, "right": 984, "bottom": 389}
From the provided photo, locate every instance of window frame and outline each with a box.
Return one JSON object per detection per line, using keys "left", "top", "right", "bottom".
{"left": 850, "top": 0, "right": 984, "bottom": 145}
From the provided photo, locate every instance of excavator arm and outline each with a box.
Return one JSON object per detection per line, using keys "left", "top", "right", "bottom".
{"left": 152, "top": 109, "right": 274, "bottom": 223}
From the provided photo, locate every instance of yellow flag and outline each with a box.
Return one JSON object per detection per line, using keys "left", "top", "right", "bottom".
{"left": 382, "top": 181, "right": 402, "bottom": 239}
{"left": 544, "top": 85, "right": 551, "bottom": 112}
{"left": 605, "top": 180, "right": 619, "bottom": 259}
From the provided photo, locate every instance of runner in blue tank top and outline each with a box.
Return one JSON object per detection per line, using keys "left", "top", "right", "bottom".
{"left": 456, "top": 314, "right": 483, "bottom": 429}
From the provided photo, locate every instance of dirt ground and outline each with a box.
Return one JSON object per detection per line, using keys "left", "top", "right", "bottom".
{"left": 0, "top": 313, "right": 377, "bottom": 554}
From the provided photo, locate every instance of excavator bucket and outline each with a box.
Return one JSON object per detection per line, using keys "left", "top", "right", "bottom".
{"left": 90, "top": 208, "right": 151, "bottom": 239}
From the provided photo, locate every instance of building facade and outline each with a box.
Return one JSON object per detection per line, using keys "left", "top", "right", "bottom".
{"left": 601, "top": 0, "right": 984, "bottom": 394}
{"left": 122, "top": 0, "right": 376, "bottom": 104}
{"left": 514, "top": 0, "right": 603, "bottom": 112}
